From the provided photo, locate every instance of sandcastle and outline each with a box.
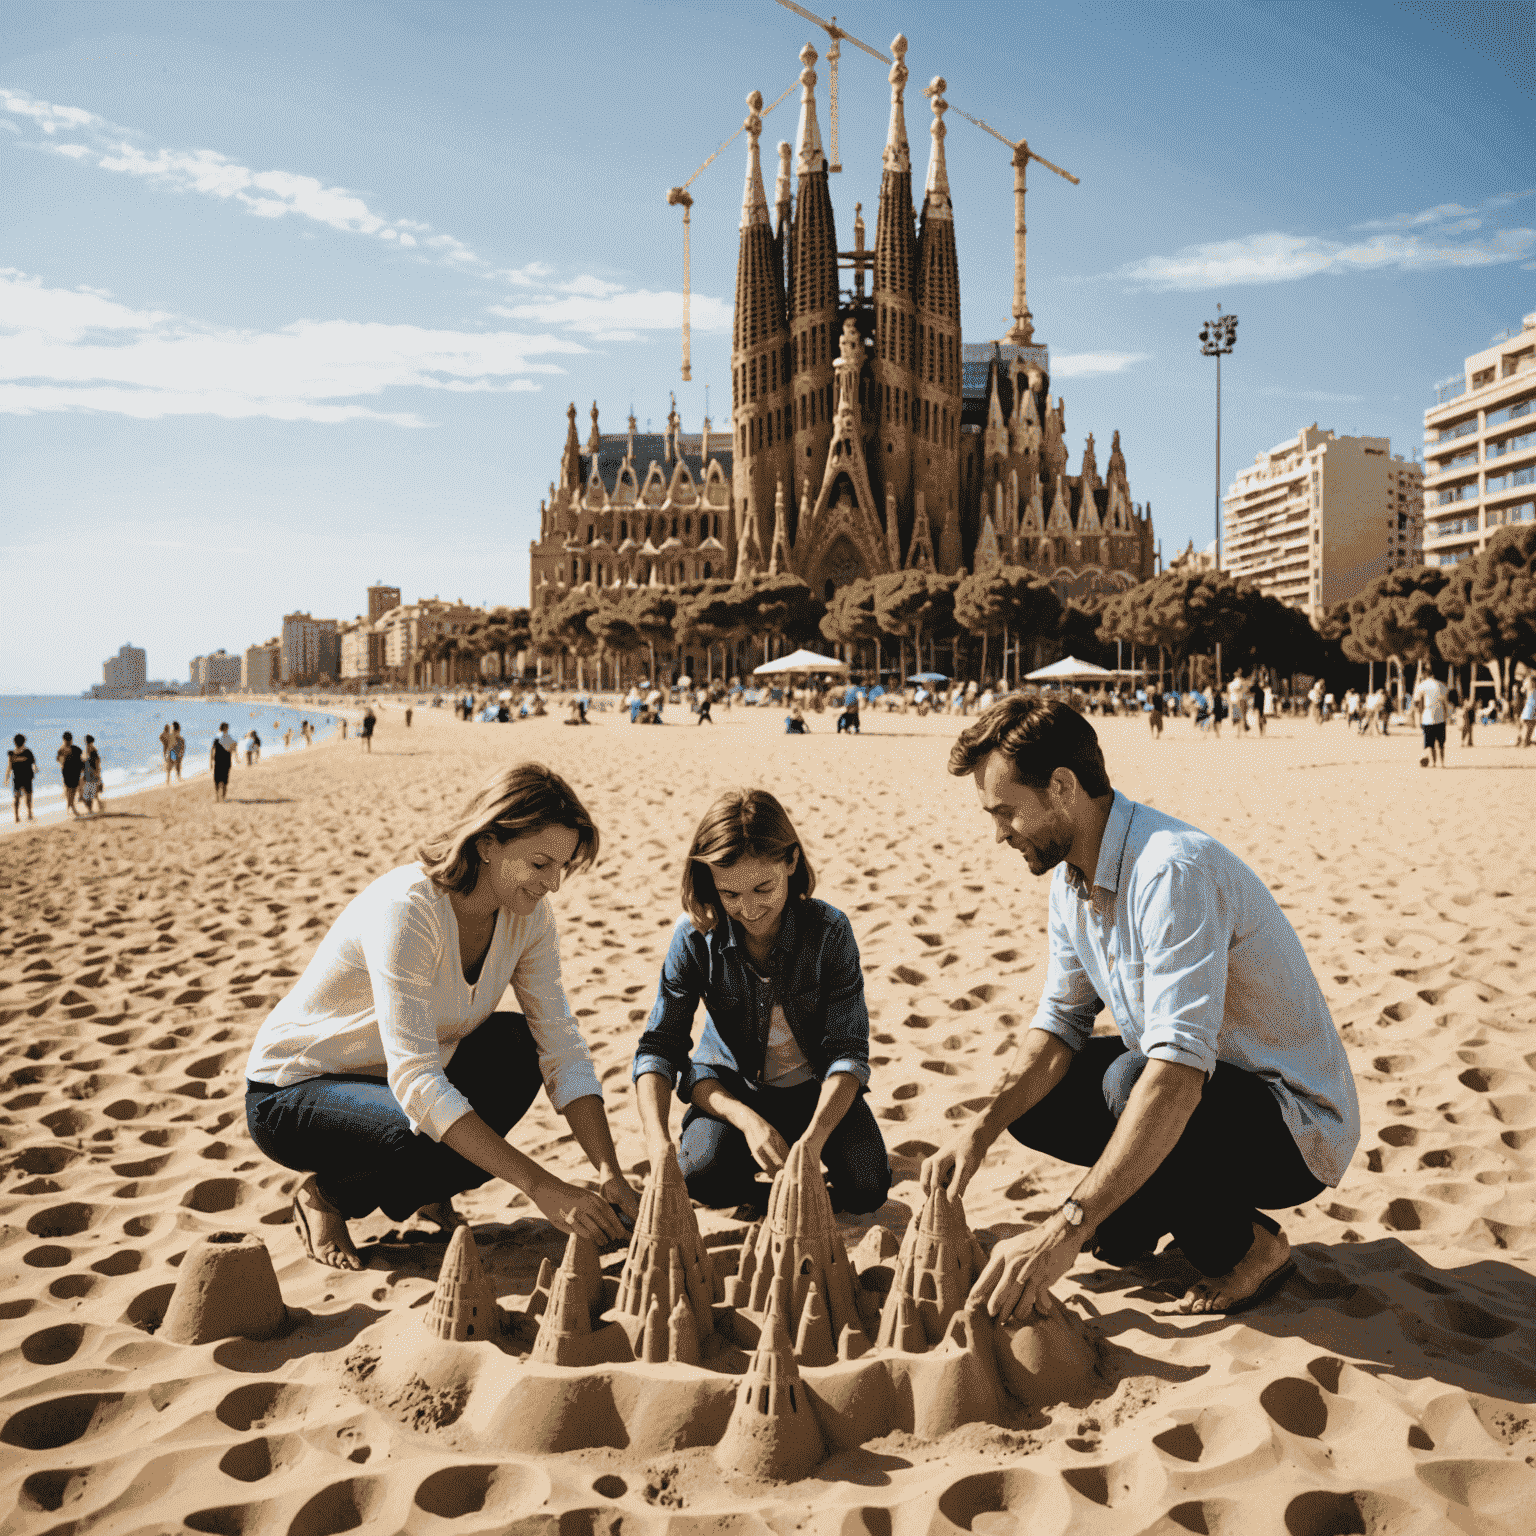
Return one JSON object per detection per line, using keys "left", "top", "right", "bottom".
{"left": 159, "top": 1230, "right": 288, "bottom": 1346}
{"left": 338, "top": 1146, "right": 1104, "bottom": 1481}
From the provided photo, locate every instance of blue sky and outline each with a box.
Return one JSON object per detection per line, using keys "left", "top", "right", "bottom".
{"left": 3, "top": 0, "right": 1532, "bottom": 693}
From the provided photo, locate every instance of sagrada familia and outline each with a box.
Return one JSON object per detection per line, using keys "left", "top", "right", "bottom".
{"left": 528, "top": 36, "right": 1154, "bottom": 606}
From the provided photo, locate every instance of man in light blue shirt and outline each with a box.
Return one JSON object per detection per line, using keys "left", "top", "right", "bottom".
{"left": 922, "top": 697, "right": 1359, "bottom": 1321}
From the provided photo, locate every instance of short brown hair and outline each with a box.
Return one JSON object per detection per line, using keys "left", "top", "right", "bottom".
{"left": 681, "top": 788, "right": 815, "bottom": 932}
{"left": 418, "top": 761, "right": 599, "bottom": 896}
{"left": 948, "top": 696, "right": 1112, "bottom": 797}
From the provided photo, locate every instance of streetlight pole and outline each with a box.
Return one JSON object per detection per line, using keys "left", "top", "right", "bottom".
{"left": 1199, "top": 305, "right": 1238, "bottom": 692}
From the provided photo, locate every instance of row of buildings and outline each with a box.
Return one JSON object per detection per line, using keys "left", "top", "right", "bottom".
{"left": 1218, "top": 310, "right": 1534, "bottom": 617}
{"left": 178, "top": 584, "right": 495, "bottom": 694}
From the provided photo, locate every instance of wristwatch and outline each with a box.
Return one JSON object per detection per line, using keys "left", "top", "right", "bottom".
{"left": 1060, "top": 1197, "right": 1086, "bottom": 1227}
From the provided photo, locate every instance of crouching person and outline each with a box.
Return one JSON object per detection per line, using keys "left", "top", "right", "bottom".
{"left": 633, "top": 788, "right": 891, "bottom": 1217}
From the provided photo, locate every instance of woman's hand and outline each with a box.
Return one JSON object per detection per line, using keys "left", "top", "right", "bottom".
{"left": 599, "top": 1169, "right": 640, "bottom": 1219}
{"left": 744, "top": 1115, "right": 791, "bottom": 1177}
{"left": 532, "top": 1176, "right": 629, "bottom": 1244}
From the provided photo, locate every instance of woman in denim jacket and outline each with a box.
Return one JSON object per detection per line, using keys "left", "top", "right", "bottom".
{"left": 633, "top": 789, "right": 891, "bottom": 1216}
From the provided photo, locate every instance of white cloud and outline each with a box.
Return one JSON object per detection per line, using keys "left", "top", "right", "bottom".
{"left": 0, "top": 270, "right": 584, "bottom": 424}
{"left": 1050, "top": 351, "right": 1150, "bottom": 378}
{"left": 1108, "top": 192, "right": 1536, "bottom": 291}
{"left": 489, "top": 288, "right": 731, "bottom": 340}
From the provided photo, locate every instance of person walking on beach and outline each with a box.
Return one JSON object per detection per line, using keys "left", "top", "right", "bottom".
{"left": 79, "top": 736, "right": 104, "bottom": 815}
{"left": 696, "top": 689, "right": 713, "bottom": 725}
{"left": 405, "top": 706, "right": 413, "bottom": 729}
{"left": 1518, "top": 674, "right": 1536, "bottom": 748}
{"left": 361, "top": 708, "right": 377, "bottom": 753}
{"left": 164, "top": 722, "right": 185, "bottom": 783}
{"left": 210, "top": 723, "right": 237, "bottom": 802}
{"left": 6, "top": 734, "right": 36, "bottom": 822}
{"left": 1414, "top": 668, "right": 1449, "bottom": 768}
{"left": 1148, "top": 691, "right": 1164, "bottom": 738}
{"left": 632, "top": 789, "right": 891, "bottom": 1218}
{"left": 241, "top": 729, "right": 260, "bottom": 767}
{"left": 921, "top": 697, "right": 1359, "bottom": 1319}
{"left": 244, "top": 762, "right": 638, "bottom": 1269}
{"left": 301, "top": 720, "right": 313, "bottom": 748}
{"left": 57, "top": 733, "right": 84, "bottom": 817}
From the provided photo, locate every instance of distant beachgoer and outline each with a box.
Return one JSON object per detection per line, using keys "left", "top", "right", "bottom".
{"left": 301, "top": 721, "right": 313, "bottom": 747}
{"left": 405, "top": 707, "right": 413, "bottom": 728}
{"left": 361, "top": 709, "right": 377, "bottom": 754}
{"left": 159, "top": 723, "right": 173, "bottom": 763}
{"left": 341, "top": 719, "right": 348, "bottom": 740}
{"left": 1211, "top": 692, "right": 1226, "bottom": 739}
{"left": 697, "top": 690, "right": 713, "bottom": 725}
{"left": 244, "top": 762, "right": 637, "bottom": 1268}
{"left": 1519, "top": 677, "right": 1536, "bottom": 748}
{"left": 283, "top": 728, "right": 293, "bottom": 750}
{"left": 165, "top": 723, "right": 185, "bottom": 783}
{"left": 241, "top": 729, "right": 259, "bottom": 767}
{"left": 1148, "top": 692, "right": 1164, "bottom": 738}
{"left": 6, "top": 733, "right": 36, "bottom": 822}
{"left": 57, "top": 732, "right": 84, "bottom": 817}
{"left": 836, "top": 689, "right": 860, "bottom": 734}
{"left": 1414, "top": 670, "right": 1448, "bottom": 768}
{"left": 785, "top": 705, "right": 808, "bottom": 735}
{"left": 1459, "top": 693, "right": 1475, "bottom": 748}
{"left": 79, "top": 736, "right": 104, "bottom": 814}
{"left": 211, "top": 722, "right": 237, "bottom": 802}
{"left": 632, "top": 787, "right": 891, "bottom": 1217}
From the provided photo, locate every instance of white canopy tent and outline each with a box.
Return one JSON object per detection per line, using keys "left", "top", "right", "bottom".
{"left": 1024, "top": 656, "right": 1117, "bottom": 683}
{"left": 753, "top": 648, "right": 850, "bottom": 676}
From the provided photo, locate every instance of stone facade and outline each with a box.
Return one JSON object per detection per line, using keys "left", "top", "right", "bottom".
{"left": 528, "top": 36, "right": 1152, "bottom": 609}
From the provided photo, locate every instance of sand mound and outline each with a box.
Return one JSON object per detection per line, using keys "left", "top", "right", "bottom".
{"left": 1, "top": 705, "right": 1533, "bottom": 1531}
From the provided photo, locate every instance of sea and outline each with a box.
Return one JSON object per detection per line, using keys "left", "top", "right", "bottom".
{"left": 2, "top": 697, "right": 341, "bottom": 817}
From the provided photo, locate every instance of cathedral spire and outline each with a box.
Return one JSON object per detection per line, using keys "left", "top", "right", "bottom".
{"left": 740, "top": 90, "right": 770, "bottom": 230}
{"left": 883, "top": 34, "right": 910, "bottom": 173}
{"left": 922, "top": 76, "right": 951, "bottom": 217}
{"left": 775, "top": 140, "right": 793, "bottom": 229}
{"left": 795, "top": 43, "right": 826, "bottom": 177}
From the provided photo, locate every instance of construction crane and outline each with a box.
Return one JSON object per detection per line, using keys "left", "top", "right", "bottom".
{"left": 772, "top": 0, "right": 890, "bottom": 173}
{"left": 945, "top": 102, "right": 1079, "bottom": 347}
{"left": 666, "top": 79, "right": 796, "bottom": 380}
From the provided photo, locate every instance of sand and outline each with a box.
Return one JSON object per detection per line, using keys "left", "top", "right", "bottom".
{"left": 2, "top": 699, "right": 1533, "bottom": 1534}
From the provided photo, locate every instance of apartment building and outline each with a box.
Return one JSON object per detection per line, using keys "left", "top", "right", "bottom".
{"left": 242, "top": 640, "right": 280, "bottom": 694}
{"left": 338, "top": 617, "right": 386, "bottom": 682}
{"left": 1423, "top": 311, "right": 1536, "bottom": 567}
{"left": 376, "top": 598, "right": 482, "bottom": 686}
{"left": 279, "top": 612, "right": 341, "bottom": 685}
{"left": 189, "top": 650, "right": 243, "bottom": 693}
{"left": 1222, "top": 424, "right": 1422, "bottom": 618}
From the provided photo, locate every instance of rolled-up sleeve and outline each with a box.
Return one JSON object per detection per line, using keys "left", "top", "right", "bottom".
{"left": 632, "top": 915, "right": 702, "bottom": 1088}
{"left": 1028, "top": 876, "right": 1104, "bottom": 1051}
{"left": 512, "top": 901, "right": 603, "bottom": 1111}
{"left": 1135, "top": 861, "right": 1228, "bottom": 1075}
{"left": 362, "top": 892, "right": 473, "bottom": 1142}
{"left": 820, "top": 909, "right": 871, "bottom": 1088}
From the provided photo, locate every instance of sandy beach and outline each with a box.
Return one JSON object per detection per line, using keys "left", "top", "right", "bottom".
{"left": 2, "top": 701, "right": 1533, "bottom": 1535}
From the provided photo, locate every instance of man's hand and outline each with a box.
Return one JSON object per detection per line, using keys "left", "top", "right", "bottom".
{"left": 968, "top": 1217, "right": 1084, "bottom": 1324}
{"left": 744, "top": 1116, "right": 791, "bottom": 1177}
{"left": 920, "top": 1129, "right": 984, "bottom": 1200}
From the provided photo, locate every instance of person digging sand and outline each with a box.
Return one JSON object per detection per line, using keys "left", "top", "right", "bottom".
{"left": 922, "top": 697, "right": 1360, "bottom": 1320}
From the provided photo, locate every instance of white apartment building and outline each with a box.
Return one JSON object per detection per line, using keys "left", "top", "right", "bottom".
{"left": 190, "top": 650, "right": 243, "bottom": 693}
{"left": 279, "top": 612, "right": 341, "bottom": 684}
{"left": 242, "top": 640, "right": 280, "bottom": 694}
{"left": 1222, "top": 424, "right": 1423, "bottom": 618}
{"left": 375, "top": 598, "right": 482, "bottom": 685}
{"left": 1423, "top": 311, "right": 1536, "bottom": 567}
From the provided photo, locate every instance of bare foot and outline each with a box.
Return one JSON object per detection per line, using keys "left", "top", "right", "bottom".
{"left": 293, "top": 1175, "right": 363, "bottom": 1270}
{"left": 1179, "top": 1223, "right": 1292, "bottom": 1315}
{"left": 411, "top": 1199, "right": 465, "bottom": 1234}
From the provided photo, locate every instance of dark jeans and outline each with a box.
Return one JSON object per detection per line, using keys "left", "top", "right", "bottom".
{"left": 679, "top": 1067, "right": 891, "bottom": 1215}
{"left": 1009, "top": 1037, "right": 1325, "bottom": 1276}
{"left": 245, "top": 1010, "right": 543, "bottom": 1222}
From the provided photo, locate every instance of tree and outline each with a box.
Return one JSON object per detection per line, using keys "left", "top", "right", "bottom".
{"left": 676, "top": 580, "right": 754, "bottom": 681}
{"left": 1436, "top": 524, "right": 1536, "bottom": 693}
{"left": 1346, "top": 566, "right": 1450, "bottom": 694}
{"left": 534, "top": 588, "right": 602, "bottom": 686}
{"left": 586, "top": 606, "right": 645, "bottom": 686}
{"left": 745, "top": 575, "right": 825, "bottom": 660}
{"left": 1057, "top": 595, "right": 1117, "bottom": 670}
{"left": 1099, "top": 571, "right": 1247, "bottom": 684}
{"left": 873, "top": 570, "right": 944, "bottom": 682}
{"left": 954, "top": 567, "right": 1062, "bottom": 684}
{"left": 621, "top": 588, "right": 680, "bottom": 681}
{"left": 820, "top": 577, "right": 883, "bottom": 677}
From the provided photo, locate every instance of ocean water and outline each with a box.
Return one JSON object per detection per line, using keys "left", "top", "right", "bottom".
{"left": 2, "top": 697, "right": 340, "bottom": 815}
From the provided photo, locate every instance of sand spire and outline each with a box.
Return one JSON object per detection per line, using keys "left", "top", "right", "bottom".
{"left": 423, "top": 1226, "right": 501, "bottom": 1343}
{"left": 714, "top": 1305, "right": 826, "bottom": 1482}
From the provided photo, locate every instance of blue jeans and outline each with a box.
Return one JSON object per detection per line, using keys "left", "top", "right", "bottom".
{"left": 245, "top": 1011, "right": 543, "bottom": 1221}
{"left": 678, "top": 1067, "right": 891, "bottom": 1215}
{"left": 1007, "top": 1037, "right": 1324, "bottom": 1276}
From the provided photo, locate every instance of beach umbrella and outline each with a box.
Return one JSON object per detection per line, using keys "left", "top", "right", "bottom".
{"left": 753, "top": 648, "right": 849, "bottom": 675}
{"left": 907, "top": 671, "right": 949, "bottom": 683}
{"left": 1025, "top": 656, "right": 1117, "bottom": 682}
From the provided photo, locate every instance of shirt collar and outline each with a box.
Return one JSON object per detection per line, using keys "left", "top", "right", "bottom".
{"left": 1062, "top": 789, "right": 1134, "bottom": 903}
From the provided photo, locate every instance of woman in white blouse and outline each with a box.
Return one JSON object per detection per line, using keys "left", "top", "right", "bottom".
{"left": 245, "top": 762, "right": 637, "bottom": 1270}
